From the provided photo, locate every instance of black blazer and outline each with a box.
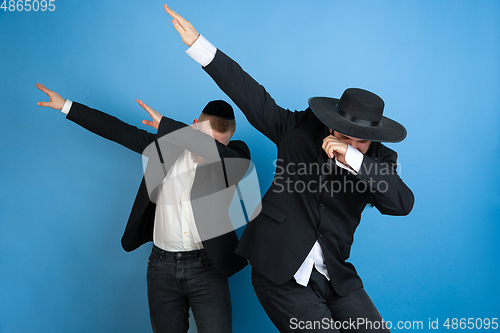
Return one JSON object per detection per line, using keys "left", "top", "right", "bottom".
{"left": 66, "top": 102, "right": 250, "bottom": 277}
{"left": 202, "top": 50, "right": 415, "bottom": 295}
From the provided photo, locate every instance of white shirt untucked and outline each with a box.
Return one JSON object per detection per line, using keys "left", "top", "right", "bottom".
{"left": 153, "top": 149, "right": 203, "bottom": 251}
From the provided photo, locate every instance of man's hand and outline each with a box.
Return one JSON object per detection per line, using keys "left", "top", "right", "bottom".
{"left": 36, "top": 83, "right": 66, "bottom": 110}
{"left": 322, "top": 135, "right": 348, "bottom": 165}
{"left": 137, "top": 99, "right": 163, "bottom": 130}
{"left": 164, "top": 4, "right": 200, "bottom": 47}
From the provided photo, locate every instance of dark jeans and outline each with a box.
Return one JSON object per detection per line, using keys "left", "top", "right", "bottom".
{"left": 147, "top": 245, "right": 232, "bottom": 333}
{"left": 252, "top": 268, "right": 391, "bottom": 333}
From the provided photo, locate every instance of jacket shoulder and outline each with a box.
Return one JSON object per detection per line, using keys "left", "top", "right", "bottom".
{"left": 228, "top": 140, "right": 251, "bottom": 159}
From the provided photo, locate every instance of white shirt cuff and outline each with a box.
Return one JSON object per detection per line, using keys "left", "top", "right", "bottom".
{"left": 186, "top": 35, "right": 217, "bottom": 67}
{"left": 61, "top": 99, "right": 73, "bottom": 115}
{"left": 335, "top": 144, "right": 364, "bottom": 175}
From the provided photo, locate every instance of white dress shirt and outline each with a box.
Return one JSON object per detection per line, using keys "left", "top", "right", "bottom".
{"left": 62, "top": 100, "right": 204, "bottom": 252}
{"left": 153, "top": 149, "right": 203, "bottom": 251}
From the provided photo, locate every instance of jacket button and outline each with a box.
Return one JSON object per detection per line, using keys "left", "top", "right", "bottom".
{"left": 317, "top": 232, "right": 322, "bottom": 238}
{"left": 320, "top": 204, "right": 325, "bottom": 209}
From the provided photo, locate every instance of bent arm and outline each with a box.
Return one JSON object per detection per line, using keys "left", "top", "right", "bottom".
{"left": 156, "top": 116, "right": 250, "bottom": 161}
{"left": 357, "top": 147, "right": 414, "bottom": 216}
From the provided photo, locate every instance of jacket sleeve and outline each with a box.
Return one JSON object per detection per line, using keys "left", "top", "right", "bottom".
{"left": 356, "top": 146, "right": 414, "bottom": 216}
{"left": 66, "top": 102, "right": 155, "bottom": 154}
{"left": 203, "top": 50, "right": 307, "bottom": 145}
{"left": 151, "top": 117, "right": 251, "bottom": 198}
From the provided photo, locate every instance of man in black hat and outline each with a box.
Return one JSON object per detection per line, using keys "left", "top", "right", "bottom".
{"left": 36, "top": 83, "right": 251, "bottom": 333}
{"left": 165, "top": 6, "right": 414, "bottom": 333}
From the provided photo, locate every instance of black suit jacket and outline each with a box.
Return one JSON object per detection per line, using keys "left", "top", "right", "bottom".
{"left": 66, "top": 102, "right": 250, "bottom": 277}
{"left": 202, "top": 50, "right": 415, "bottom": 295}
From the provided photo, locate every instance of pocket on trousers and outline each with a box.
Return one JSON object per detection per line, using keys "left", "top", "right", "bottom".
{"left": 147, "top": 254, "right": 161, "bottom": 271}
{"left": 198, "top": 253, "right": 215, "bottom": 268}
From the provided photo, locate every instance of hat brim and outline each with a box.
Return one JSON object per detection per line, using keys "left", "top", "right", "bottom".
{"left": 308, "top": 97, "right": 407, "bottom": 143}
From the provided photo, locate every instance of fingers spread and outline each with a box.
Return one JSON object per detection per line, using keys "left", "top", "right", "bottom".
{"left": 137, "top": 99, "right": 148, "bottom": 111}
{"left": 142, "top": 119, "right": 158, "bottom": 130}
{"left": 137, "top": 99, "right": 157, "bottom": 120}
{"left": 36, "top": 82, "right": 48, "bottom": 92}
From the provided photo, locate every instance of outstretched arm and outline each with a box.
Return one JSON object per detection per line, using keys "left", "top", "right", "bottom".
{"left": 36, "top": 83, "right": 156, "bottom": 154}
{"left": 164, "top": 6, "right": 305, "bottom": 144}
{"left": 37, "top": 82, "right": 162, "bottom": 132}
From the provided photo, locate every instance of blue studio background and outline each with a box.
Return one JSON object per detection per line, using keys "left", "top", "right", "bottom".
{"left": 1, "top": 1, "right": 499, "bottom": 332}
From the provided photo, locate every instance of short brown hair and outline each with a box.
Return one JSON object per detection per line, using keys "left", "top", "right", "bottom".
{"left": 199, "top": 113, "right": 236, "bottom": 135}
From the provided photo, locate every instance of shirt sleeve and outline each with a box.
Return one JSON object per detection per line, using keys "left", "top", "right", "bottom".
{"left": 186, "top": 35, "right": 217, "bottom": 67}
{"left": 61, "top": 99, "right": 73, "bottom": 115}
{"left": 335, "top": 144, "right": 364, "bottom": 175}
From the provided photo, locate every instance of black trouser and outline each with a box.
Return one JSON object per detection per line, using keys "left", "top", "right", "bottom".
{"left": 147, "top": 245, "right": 232, "bottom": 333}
{"left": 251, "top": 267, "right": 390, "bottom": 333}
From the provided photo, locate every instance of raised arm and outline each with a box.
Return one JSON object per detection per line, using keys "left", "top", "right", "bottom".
{"left": 138, "top": 98, "right": 250, "bottom": 160}
{"left": 164, "top": 5, "right": 200, "bottom": 47}
{"left": 164, "top": 6, "right": 306, "bottom": 144}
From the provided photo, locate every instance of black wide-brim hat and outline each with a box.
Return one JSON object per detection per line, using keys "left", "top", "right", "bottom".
{"left": 308, "top": 88, "right": 407, "bottom": 143}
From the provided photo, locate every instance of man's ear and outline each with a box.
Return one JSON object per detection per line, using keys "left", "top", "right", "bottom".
{"left": 192, "top": 119, "right": 198, "bottom": 128}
